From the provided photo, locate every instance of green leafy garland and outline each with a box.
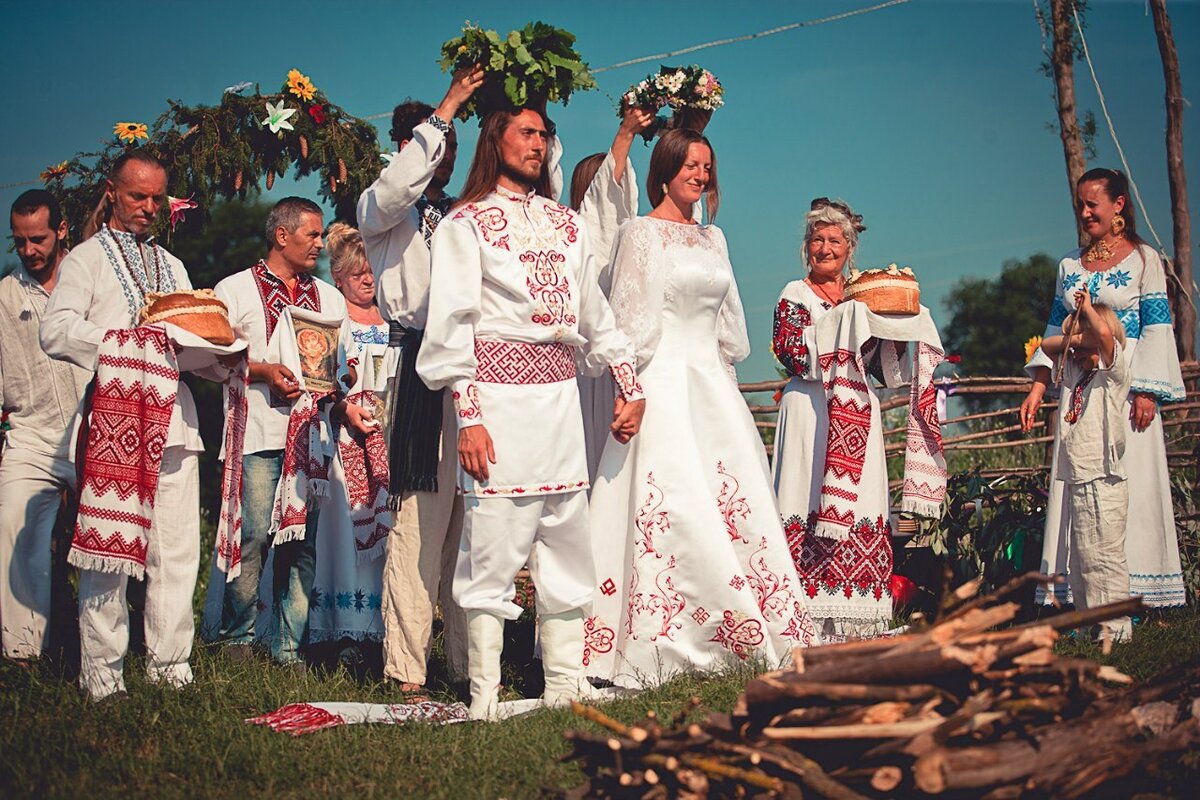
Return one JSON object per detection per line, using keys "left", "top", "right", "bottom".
{"left": 439, "top": 21, "right": 596, "bottom": 120}
{"left": 39, "top": 69, "right": 382, "bottom": 244}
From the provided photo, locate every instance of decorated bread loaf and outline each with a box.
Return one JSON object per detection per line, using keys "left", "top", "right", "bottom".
{"left": 844, "top": 264, "right": 920, "bottom": 316}
{"left": 139, "top": 289, "right": 236, "bottom": 346}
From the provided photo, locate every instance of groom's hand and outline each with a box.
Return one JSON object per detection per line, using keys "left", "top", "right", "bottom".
{"left": 459, "top": 425, "right": 497, "bottom": 481}
{"left": 611, "top": 397, "right": 646, "bottom": 444}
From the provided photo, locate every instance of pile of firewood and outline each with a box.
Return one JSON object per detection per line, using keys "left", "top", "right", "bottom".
{"left": 563, "top": 575, "right": 1200, "bottom": 799}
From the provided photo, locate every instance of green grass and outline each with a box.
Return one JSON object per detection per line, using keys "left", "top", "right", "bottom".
{"left": 3, "top": 608, "right": 1198, "bottom": 800}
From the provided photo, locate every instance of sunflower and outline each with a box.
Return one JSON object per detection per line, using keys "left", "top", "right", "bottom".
{"left": 40, "top": 161, "right": 69, "bottom": 182}
{"left": 114, "top": 122, "right": 148, "bottom": 143}
{"left": 286, "top": 68, "right": 317, "bottom": 102}
{"left": 1023, "top": 335, "right": 1044, "bottom": 363}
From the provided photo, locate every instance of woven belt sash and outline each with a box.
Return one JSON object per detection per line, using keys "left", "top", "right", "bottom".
{"left": 474, "top": 340, "right": 576, "bottom": 384}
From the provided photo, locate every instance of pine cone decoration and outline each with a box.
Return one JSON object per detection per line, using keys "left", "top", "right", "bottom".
{"left": 266, "top": 170, "right": 275, "bottom": 190}
{"left": 234, "top": 170, "right": 244, "bottom": 192}
{"left": 337, "top": 158, "right": 348, "bottom": 184}
{"left": 299, "top": 135, "right": 309, "bottom": 159}
{"left": 329, "top": 175, "right": 337, "bottom": 194}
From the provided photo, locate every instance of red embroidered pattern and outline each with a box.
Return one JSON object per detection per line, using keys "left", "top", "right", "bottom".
{"left": 71, "top": 327, "right": 178, "bottom": 576}
{"left": 784, "top": 512, "right": 893, "bottom": 602}
{"left": 825, "top": 395, "right": 871, "bottom": 483}
{"left": 716, "top": 461, "right": 750, "bottom": 543}
{"left": 470, "top": 480, "right": 589, "bottom": 496}
{"left": 745, "top": 536, "right": 791, "bottom": 621}
{"left": 474, "top": 340, "right": 576, "bottom": 384}
{"left": 634, "top": 472, "right": 670, "bottom": 559}
{"left": 452, "top": 384, "right": 482, "bottom": 420}
{"left": 274, "top": 395, "right": 327, "bottom": 538}
{"left": 216, "top": 362, "right": 248, "bottom": 576}
{"left": 610, "top": 361, "right": 644, "bottom": 400}
{"left": 1065, "top": 369, "right": 1098, "bottom": 424}
{"left": 456, "top": 204, "right": 511, "bottom": 251}
{"left": 582, "top": 616, "right": 615, "bottom": 667}
{"left": 709, "top": 610, "right": 765, "bottom": 660}
{"left": 780, "top": 600, "right": 819, "bottom": 645}
{"left": 772, "top": 298, "right": 812, "bottom": 377}
{"left": 252, "top": 262, "right": 321, "bottom": 342}
{"left": 629, "top": 554, "right": 685, "bottom": 642}
{"left": 523, "top": 250, "right": 576, "bottom": 327}
{"left": 338, "top": 391, "right": 391, "bottom": 556}
{"left": 543, "top": 204, "right": 579, "bottom": 245}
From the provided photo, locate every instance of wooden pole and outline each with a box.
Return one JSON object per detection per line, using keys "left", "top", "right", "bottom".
{"left": 1148, "top": 0, "right": 1196, "bottom": 362}
{"left": 1050, "top": 0, "right": 1089, "bottom": 246}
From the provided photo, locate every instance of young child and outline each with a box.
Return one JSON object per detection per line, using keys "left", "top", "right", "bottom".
{"left": 1039, "top": 290, "right": 1133, "bottom": 642}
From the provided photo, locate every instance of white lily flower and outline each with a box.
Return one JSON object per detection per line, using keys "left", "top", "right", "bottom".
{"left": 262, "top": 100, "right": 297, "bottom": 134}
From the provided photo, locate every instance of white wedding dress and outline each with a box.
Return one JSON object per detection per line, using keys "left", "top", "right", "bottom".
{"left": 586, "top": 217, "right": 818, "bottom": 689}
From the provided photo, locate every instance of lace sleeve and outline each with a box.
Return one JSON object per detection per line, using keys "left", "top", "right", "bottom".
{"left": 712, "top": 227, "right": 750, "bottom": 366}
{"left": 606, "top": 219, "right": 665, "bottom": 366}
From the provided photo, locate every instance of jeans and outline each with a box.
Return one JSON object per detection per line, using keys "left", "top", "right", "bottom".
{"left": 217, "top": 450, "right": 318, "bottom": 663}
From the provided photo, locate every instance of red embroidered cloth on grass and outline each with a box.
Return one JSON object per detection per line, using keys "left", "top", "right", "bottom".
{"left": 338, "top": 389, "right": 390, "bottom": 562}
{"left": 247, "top": 700, "right": 469, "bottom": 735}
{"left": 214, "top": 358, "right": 248, "bottom": 580}
{"left": 69, "top": 326, "right": 178, "bottom": 578}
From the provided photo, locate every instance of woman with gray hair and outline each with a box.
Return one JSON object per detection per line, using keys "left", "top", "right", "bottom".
{"left": 770, "top": 198, "right": 896, "bottom": 639}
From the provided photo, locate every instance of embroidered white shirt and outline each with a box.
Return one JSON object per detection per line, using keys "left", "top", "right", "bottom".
{"left": 215, "top": 265, "right": 346, "bottom": 456}
{"left": 40, "top": 228, "right": 204, "bottom": 451}
{"left": 0, "top": 265, "right": 93, "bottom": 458}
{"left": 1057, "top": 341, "right": 1132, "bottom": 484}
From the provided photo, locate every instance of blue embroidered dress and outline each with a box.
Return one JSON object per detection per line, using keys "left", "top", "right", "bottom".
{"left": 1026, "top": 244, "right": 1186, "bottom": 607}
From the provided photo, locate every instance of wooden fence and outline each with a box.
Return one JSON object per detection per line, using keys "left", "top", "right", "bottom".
{"left": 741, "top": 361, "right": 1200, "bottom": 478}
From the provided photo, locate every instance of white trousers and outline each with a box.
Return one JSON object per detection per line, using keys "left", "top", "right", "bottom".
{"left": 0, "top": 448, "right": 75, "bottom": 659}
{"left": 1066, "top": 476, "right": 1132, "bottom": 641}
{"left": 78, "top": 446, "right": 200, "bottom": 698}
{"left": 454, "top": 490, "right": 594, "bottom": 621}
{"left": 380, "top": 393, "right": 468, "bottom": 684}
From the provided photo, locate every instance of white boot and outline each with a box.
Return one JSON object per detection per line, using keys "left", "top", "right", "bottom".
{"left": 540, "top": 609, "right": 600, "bottom": 708}
{"left": 465, "top": 610, "right": 504, "bottom": 721}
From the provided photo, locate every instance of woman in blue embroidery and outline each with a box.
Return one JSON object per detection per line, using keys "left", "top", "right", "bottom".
{"left": 1021, "top": 168, "right": 1186, "bottom": 610}
{"left": 309, "top": 223, "right": 391, "bottom": 653}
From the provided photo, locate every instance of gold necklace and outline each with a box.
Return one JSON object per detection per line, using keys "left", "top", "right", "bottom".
{"left": 1084, "top": 235, "right": 1122, "bottom": 265}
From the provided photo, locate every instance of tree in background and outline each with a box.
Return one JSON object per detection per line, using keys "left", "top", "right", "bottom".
{"left": 171, "top": 197, "right": 273, "bottom": 519}
{"left": 941, "top": 253, "right": 1057, "bottom": 379}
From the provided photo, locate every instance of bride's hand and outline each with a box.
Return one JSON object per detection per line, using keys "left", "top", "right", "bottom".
{"left": 611, "top": 397, "right": 646, "bottom": 443}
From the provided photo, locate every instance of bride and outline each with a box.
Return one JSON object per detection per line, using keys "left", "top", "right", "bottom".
{"left": 586, "top": 129, "right": 818, "bottom": 688}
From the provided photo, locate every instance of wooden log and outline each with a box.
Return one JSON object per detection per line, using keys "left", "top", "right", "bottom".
{"left": 712, "top": 741, "right": 872, "bottom": 800}
{"left": 745, "top": 676, "right": 943, "bottom": 708}
{"left": 761, "top": 716, "right": 944, "bottom": 740}
{"left": 1015, "top": 597, "right": 1144, "bottom": 634}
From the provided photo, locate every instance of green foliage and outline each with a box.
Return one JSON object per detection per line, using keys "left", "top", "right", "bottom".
{"left": 926, "top": 469, "right": 1049, "bottom": 592}
{"left": 439, "top": 21, "right": 596, "bottom": 120}
{"left": 1170, "top": 469, "right": 1200, "bottom": 607}
{"left": 39, "top": 71, "right": 381, "bottom": 245}
{"left": 941, "top": 253, "right": 1057, "bottom": 379}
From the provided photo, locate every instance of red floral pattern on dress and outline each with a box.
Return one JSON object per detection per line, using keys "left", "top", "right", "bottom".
{"left": 543, "top": 204, "right": 579, "bottom": 245}
{"left": 780, "top": 600, "right": 819, "bottom": 646}
{"left": 523, "top": 249, "right": 576, "bottom": 327}
{"left": 452, "top": 383, "right": 481, "bottom": 420}
{"left": 772, "top": 298, "right": 812, "bottom": 377}
{"left": 629, "top": 554, "right": 685, "bottom": 642}
{"left": 582, "top": 616, "right": 615, "bottom": 667}
{"left": 709, "top": 610, "right": 765, "bottom": 660}
{"left": 455, "top": 204, "right": 510, "bottom": 251}
{"left": 744, "top": 536, "right": 791, "bottom": 621}
{"left": 634, "top": 472, "right": 670, "bottom": 559}
{"left": 716, "top": 461, "right": 750, "bottom": 543}
{"left": 474, "top": 340, "right": 575, "bottom": 384}
{"left": 784, "top": 511, "right": 893, "bottom": 602}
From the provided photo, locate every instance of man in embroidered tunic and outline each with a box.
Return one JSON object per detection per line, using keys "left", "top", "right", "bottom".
{"left": 207, "top": 197, "right": 348, "bottom": 668}
{"left": 356, "top": 66, "right": 481, "bottom": 690}
{"left": 39, "top": 151, "right": 212, "bottom": 698}
{"left": 416, "top": 108, "right": 646, "bottom": 720}
{"left": 0, "top": 191, "right": 92, "bottom": 662}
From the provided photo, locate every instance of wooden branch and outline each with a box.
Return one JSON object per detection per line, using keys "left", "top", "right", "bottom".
{"left": 761, "top": 717, "right": 943, "bottom": 740}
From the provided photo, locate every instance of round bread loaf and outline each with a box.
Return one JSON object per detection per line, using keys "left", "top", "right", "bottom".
{"left": 844, "top": 264, "right": 921, "bottom": 316}
{"left": 139, "top": 289, "right": 236, "bottom": 346}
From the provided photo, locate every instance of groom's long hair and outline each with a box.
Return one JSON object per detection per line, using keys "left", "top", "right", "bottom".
{"left": 456, "top": 110, "right": 554, "bottom": 209}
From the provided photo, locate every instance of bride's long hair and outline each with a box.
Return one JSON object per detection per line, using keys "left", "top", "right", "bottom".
{"left": 645, "top": 129, "right": 720, "bottom": 221}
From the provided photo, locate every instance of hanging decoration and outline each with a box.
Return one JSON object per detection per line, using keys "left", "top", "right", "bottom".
{"left": 621, "top": 65, "right": 725, "bottom": 141}
{"left": 38, "top": 68, "right": 382, "bottom": 242}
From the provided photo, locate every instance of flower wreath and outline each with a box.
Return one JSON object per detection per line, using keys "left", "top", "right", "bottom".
{"left": 621, "top": 65, "right": 725, "bottom": 141}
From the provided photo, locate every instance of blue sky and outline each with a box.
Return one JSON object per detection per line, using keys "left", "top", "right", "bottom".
{"left": 2, "top": 0, "right": 1197, "bottom": 380}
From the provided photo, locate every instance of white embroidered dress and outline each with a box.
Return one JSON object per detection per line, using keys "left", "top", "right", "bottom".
{"left": 310, "top": 321, "right": 390, "bottom": 643}
{"left": 416, "top": 186, "right": 642, "bottom": 497}
{"left": 1027, "top": 245, "right": 1186, "bottom": 607}
{"left": 587, "top": 218, "right": 818, "bottom": 688}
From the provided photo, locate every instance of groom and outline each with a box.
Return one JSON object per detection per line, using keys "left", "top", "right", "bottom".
{"left": 416, "top": 105, "right": 645, "bottom": 720}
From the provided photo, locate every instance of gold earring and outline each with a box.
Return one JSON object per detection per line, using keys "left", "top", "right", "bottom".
{"left": 1110, "top": 215, "right": 1126, "bottom": 236}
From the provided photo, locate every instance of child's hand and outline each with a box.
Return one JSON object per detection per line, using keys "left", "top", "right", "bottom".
{"left": 1073, "top": 289, "right": 1091, "bottom": 313}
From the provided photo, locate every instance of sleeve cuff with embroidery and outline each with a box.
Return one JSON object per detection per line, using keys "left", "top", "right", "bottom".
{"left": 451, "top": 379, "right": 483, "bottom": 427}
{"left": 426, "top": 114, "right": 452, "bottom": 136}
{"left": 609, "top": 360, "right": 644, "bottom": 402}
